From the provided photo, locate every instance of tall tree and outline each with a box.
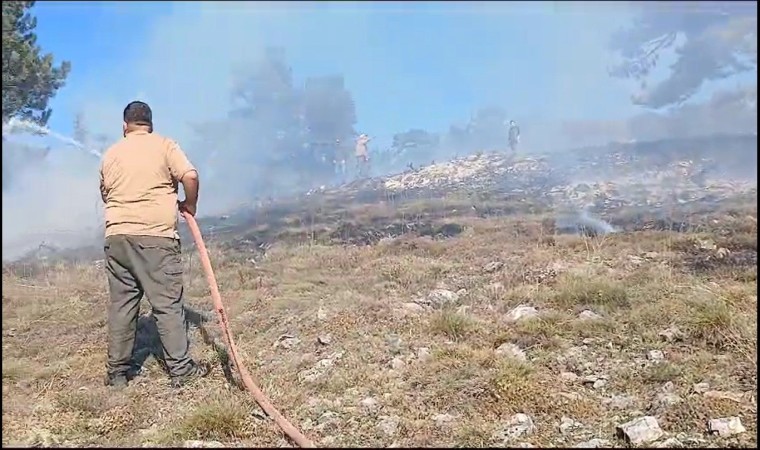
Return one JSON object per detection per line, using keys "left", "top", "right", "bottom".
{"left": 2, "top": 1, "right": 71, "bottom": 125}
{"left": 231, "top": 47, "right": 299, "bottom": 129}
{"left": 609, "top": 2, "right": 757, "bottom": 109}
{"left": 302, "top": 75, "right": 356, "bottom": 143}
{"left": 466, "top": 106, "right": 510, "bottom": 151}
{"left": 230, "top": 47, "right": 303, "bottom": 167}
{"left": 391, "top": 129, "right": 440, "bottom": 157}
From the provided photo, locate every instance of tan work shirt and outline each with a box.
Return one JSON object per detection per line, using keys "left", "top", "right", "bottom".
{"left": 355, "top": 136, "right": 370, "bottom": 158}
{"left": 99, "top": 130, "right": 196, "bottom": 239}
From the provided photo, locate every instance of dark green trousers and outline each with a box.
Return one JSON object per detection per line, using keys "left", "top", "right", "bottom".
{"left": 104, "top": 235, "right": 195, "bottom": 378}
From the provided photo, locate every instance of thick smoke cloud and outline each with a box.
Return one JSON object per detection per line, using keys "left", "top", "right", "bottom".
{"left": 561, "top": 84, "right": 757, "bottom": 146}
{"left": 2, "top": 2, "right": 757, "bottom": 260}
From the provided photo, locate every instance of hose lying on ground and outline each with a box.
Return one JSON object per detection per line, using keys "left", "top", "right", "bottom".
{"left": 184, "top": 211, "right": 316, "bottom": 448}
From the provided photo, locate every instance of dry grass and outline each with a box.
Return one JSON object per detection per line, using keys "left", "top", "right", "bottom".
{"left": 2, "top": 194, "right": 757, "bottom": 448}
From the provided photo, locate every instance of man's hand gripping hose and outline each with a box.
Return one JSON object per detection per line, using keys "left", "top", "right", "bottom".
{"left": 183, "top": 211, "right": 316, "bottom": 448}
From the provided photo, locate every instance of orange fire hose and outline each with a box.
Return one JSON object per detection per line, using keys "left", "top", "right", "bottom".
{"left": 183, "top": 212, "right": 316, "bottom": 448}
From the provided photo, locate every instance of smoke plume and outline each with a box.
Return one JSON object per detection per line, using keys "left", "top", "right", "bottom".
{"left": 2, "top": 1, "right": 757, "bottom": 260}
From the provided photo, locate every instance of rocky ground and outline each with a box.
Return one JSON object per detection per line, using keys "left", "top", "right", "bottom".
{"left": 2, "top": 135, "right": 757, "bottom": 447}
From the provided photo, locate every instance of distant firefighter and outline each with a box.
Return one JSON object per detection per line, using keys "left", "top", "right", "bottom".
{"left": 508, "top": 120, "right": 520, "bottom": 154}
{"left": 334, "top": 138, "right": 348, "bottom": 180}
{"left": 355, "top": 133, "right": 371, "bottom": 178}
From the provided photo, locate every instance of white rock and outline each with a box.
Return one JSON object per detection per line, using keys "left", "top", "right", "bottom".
{"left": 377, "top": 415, "right": 400, "bottom": 436}
{"left": 360, "top": 397, "right": 379, "bottom": 413}
{"left": 647, "top": 350, "right": 665, "bottom": 362}
{"left": 559, "top": 416, "right": 583, "bottom": 434}
{"left": 616, "top": 416, "right": 664, "bottom": 445}
{"left": 560, "top": 371, "right": 579, "bottom": 382}
{"left": 484, "top": 261, "right": 504, "bottom": 273}
{"left": 493, "top": 413, "right": 536, "bottom": 442}
{"left": 389, "top": 357, "right": 406, "bottom": 370}
{"left": 582, "top": 374, "right": 608, "bottom": 390}
{"left": 654, "top": 392, "right": 682, "bottom": 409}
{"left": 628, "top": 255, "right": 645, "bottom": 265}
{"left": 319, "top": 436, "right": 336, "bottom": 446}
{"left": 692, "top": 382, "right": 710, "bottom": 394}
{"left": 431, "top": 413, "right": 456, "bottom": 426}
{"left": 416, "top": 347, "right": 432, "bottom": 362}
{"left": 274, "top": 335, "right": 300, "bottom": 350}
{"left": 317, "top": 334, "right": 332, "bottom": 345}
{"left": 708, "top": 417, "right": 746, "bottom": 437}
{"left": 504, "top": 305, "right": 539, "bottom": 323}
{"left": 494, "top": 343, "right": 527, "bottom": 361}
{"left": 578, "top": 310, "right": 602, "bottom": 320}
{"left": 297, "top": 351, "right": 343, "bottom": 383}
{"left": 426, "top": 289, "right": 460, "bottom": 308}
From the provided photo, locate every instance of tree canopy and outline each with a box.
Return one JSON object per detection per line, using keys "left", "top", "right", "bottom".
{"left": 2, "top": 0, "right": 71, "bottom": 125}
{"left": 609, "top": 2, "right": 757, "bottom": 109}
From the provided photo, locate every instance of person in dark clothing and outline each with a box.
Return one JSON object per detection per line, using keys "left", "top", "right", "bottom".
{"left": 508, "top": 120, "right": 520, "bottom": 154}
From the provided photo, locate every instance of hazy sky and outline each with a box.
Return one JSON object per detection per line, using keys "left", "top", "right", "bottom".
{"left": 34, "top": 1, "right": 646, "bottom": 144}
{"left": 3, "top": 1, "right": 755, "bottom": 260}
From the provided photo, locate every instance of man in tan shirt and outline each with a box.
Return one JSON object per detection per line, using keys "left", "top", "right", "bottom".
{"left": 355, "top": 133, "right": 371, "bottom": 178}
{"left": 99, "top": 101, "right": 209, "bottom": 388}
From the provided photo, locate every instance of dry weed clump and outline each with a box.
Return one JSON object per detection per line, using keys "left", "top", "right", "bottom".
{"left": 177, "top": 395, "right": 258, "bottom": 441}
{"left": 428, "top": 309, "right": 476, "bottom": 341}
{"left": 551, "top": 274, "right": 630, "bottom": 311}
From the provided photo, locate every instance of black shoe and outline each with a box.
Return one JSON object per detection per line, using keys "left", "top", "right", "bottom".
{"left": 169, "top": 361, "right": 212, "bottom": 388}
{"left": 104, "top": 373, "right": 129, "bottom": 388}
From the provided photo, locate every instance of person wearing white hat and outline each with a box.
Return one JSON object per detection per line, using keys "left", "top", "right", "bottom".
{"left": 355, "top": 133, "right": 371, "bottom": 178}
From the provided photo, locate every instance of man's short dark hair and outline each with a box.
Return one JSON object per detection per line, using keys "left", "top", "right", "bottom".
{"left": 123, "top": 101, "right": 153, "bottom": 126}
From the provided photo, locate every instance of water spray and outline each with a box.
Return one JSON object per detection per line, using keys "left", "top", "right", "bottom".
{"left": 2, "top": 117, "right": 102, "bottom": 158}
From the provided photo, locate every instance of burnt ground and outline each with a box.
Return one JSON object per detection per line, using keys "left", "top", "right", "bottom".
{"left": 2, "top": 135, "right": 757, "bottom": 448}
